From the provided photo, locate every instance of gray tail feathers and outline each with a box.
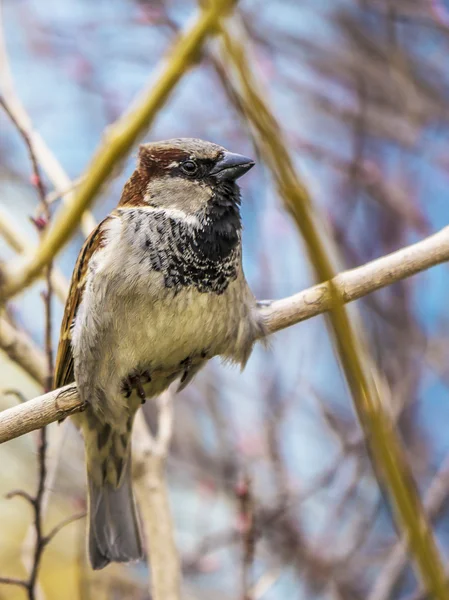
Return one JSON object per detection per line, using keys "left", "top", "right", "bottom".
{"left": 88, "top": 458, "right": 143, "bottom": 570}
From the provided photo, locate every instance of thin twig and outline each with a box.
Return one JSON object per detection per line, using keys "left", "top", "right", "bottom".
{"left": 236, "top": 474, "right": 256, "bottom": 600}
{"left": 0, "top": 94, "right": 56, "bottom": 390}
{"left": 0, "top": 91, "right": 55, "bottom": 600}
{"left": 0, "top": 5, "right": 95, "bottom": 238}
{"left": 6, "top": 490, "right": 35, "bottom": 504}
{"left": 42, "top": 512, "right": 86, "bottom": 546}
{"left": 0, "top": 577, "right": 28, "bottom": 588}
{"left": 1, "top": 389, "right": 29, "bottom": 404}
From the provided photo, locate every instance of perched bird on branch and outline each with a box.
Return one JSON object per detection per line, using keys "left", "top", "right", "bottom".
{"left": 54, "top": 138, "right": 265, "bottom": 569}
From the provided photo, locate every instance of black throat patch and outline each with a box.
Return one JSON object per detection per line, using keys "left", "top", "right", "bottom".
{"left": 123, "top": 183, "right": 242, "bottom": 295}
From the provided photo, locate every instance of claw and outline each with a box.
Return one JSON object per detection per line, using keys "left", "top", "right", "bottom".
{"left": 122, "top": 370, "right": 150, "bottom": 404}
{"left": 142, "top": 370, "right": 152, "bottom": 383}
{"left": 180, "top": 356, "right": 192, "bottom": 383}
{"left": 122, "top": 379, "right": 132, "bottom": 398}
{"left": 135, "top": 379, "right": 147, "bottom": 404}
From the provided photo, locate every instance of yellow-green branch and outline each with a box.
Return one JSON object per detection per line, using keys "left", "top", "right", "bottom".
{"left": 217, "top": 17, "right": 448, "bottom": 599}
{"left": 0, "top": 0, "right": 236, "bottom": 301}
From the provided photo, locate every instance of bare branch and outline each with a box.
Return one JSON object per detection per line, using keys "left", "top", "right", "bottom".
{"left": 0, "top": 384, "right": 82, "bottom": 443}
{"left": 133, "top": 404, "right": 180, "bottom": 600}
{"left": 0, "top": 577, "right": 28, "bottom": 588}
{"left": 0, "top": 317, "right": 47, "bottom": 386}
{"left": 261, "top": 225, "right": 449, "bottom": 336}
{"left": 0, "top": 4, "right": 95, "bottom": 238}
{"left": 0, "top": 207, "right": 69, "bottom": 302}
{"left": 1, "top": 86, "right": 58, "bottom": 600}
{"left": 369, "top": 453, "right": 449, "bottom": 600}
{"left": 236, "top": 474, "right": 256, "bottom": 600}
{"left": 6, "top": 490, "right": 35, "bottom": 504}
{"left": 42, "top": 512, "right": 86, "bottom": 546}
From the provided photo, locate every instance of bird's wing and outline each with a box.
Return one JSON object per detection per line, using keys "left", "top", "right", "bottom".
{"left": 54, "top": 217, "right": 112, "bottom": 389}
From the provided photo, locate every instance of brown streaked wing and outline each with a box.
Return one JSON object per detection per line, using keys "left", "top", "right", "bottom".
{"left": 53, "top": 217, "right": 112, "bottom": 389}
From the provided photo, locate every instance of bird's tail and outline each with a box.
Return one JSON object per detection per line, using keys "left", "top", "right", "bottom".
{"left": 87, "top": 441, "right": 143, "bottom": 570}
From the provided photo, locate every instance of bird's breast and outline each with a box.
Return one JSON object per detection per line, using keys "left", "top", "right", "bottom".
{"left": 84, "top": 211, "right": 258, "bottom": 393}
{"left": 112, "top": 207, "right": 241, "bottom": 295}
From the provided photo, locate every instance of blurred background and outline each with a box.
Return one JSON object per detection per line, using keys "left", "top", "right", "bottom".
{"left": 1, "top": 0, "right": 449, "bottom": 598}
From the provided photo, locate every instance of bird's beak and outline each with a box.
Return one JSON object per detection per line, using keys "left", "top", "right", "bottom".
{"left": 209, "top": 152, "right": 255, "bottom": 181}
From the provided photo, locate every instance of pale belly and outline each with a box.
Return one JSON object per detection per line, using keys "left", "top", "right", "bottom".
{"left": 94, "top": 279, "right": 247, "bottom": 399}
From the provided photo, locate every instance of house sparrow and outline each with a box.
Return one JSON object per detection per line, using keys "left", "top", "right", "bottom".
{"left": 54, "top": 138, "right": 265, "bottom": 570}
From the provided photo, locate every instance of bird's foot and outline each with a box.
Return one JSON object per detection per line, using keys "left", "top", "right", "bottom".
{"left": 122, "top": 370, "right": 151, "bottom": 403}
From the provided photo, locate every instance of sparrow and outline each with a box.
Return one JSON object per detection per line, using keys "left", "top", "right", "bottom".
{"left": 54, "top": 138, "right": 265, "bottom": 570}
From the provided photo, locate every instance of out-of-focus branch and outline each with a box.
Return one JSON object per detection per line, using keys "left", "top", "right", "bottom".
{"left": 0, "top": 5, "right": 95, "bottom": 238}
{"left": 2, "top": 83, "right": 63, "bottom": 600}
{"left": 0, "top": 318, "right": 47, "bottom": 386}
{"left": 215, "top": 15, "right": 448, "bottom": 598}
{"left": 0, "top": 0, "right": 237, "bottom": 302}
{"left": 0, "top": 94, "right": 54, "bottom": 385}
{"left": 260, "top": 225, "right": 449, "bottom": 335}
{"left": 236, "top": 475, "right": 256, "bottom": 599}
{"left": 0, "top": 207, "right": 68, "bottom": 303}
{"left": 133, "top": 394, "right": 179, "bottom": 600}
{"left": 0, "top": 225, "right": 449, "bottom": 442}
{"left": 368, "top": 452, "right": 449, "bottom": 600}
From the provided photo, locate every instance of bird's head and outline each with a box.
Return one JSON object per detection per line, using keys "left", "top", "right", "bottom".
{"left": 119, "top": 138, "right": 255, "bottom": 220}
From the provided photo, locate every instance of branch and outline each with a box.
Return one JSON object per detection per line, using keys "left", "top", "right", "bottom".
{"left": 133, "top": 395, "right": 180, "bottom": 600}
{"left": 0, "top": 384, "right": 81, "bottom": 443}
{"left": 0, "top": 317, "right": 47, "bottom": 386}
{"left": 216, "top": 16, "right": 448, "bottom": 597}
{"left": 368, "top": 452, "right": 449, "bottom": 600}
{"left": 261, "top": 225, "right": 449, "bottom": 335}
{"left": 0, "top": 207, "right": 69, "bottom": 303}
{"left": 42, "top": 513, "right": 86, "bottom": 546}
{"left": 0, "top": 577, "right": 28, "bottom": 589}
{"left": 0, "top": 5, "right": 95, "bottom": 239}
{"left": 0, "top": 226, "right": 448, "bottom": 443}
{"left": 0, "top": 0, "right": 237, "bottom": 301}
{"left": 0, "top": 100, "right": 56, "bottom": 597}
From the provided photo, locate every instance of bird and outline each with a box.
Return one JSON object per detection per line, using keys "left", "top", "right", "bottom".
{"left": 54, "top": 138, "right": 266, "bottom": 570}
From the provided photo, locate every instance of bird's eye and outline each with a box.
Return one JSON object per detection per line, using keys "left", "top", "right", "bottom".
{"left": 181, "top": 160, "right": 198, "bottom": 175}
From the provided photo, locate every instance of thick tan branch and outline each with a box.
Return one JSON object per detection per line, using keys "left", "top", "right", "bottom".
{"left": 0, "top": 384, "right": 80, "bottom": 443}
{"left": 261, "top": 225, "right": 449, "bottom": 335}
{"left": 133, "top": 408, "right": 180, "bottom": 600}
{"left": 1, "top": 227, "right": 448, "bottom": 444}
{"left": 0, "top": 0, "right": 236, "bottom": 302}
